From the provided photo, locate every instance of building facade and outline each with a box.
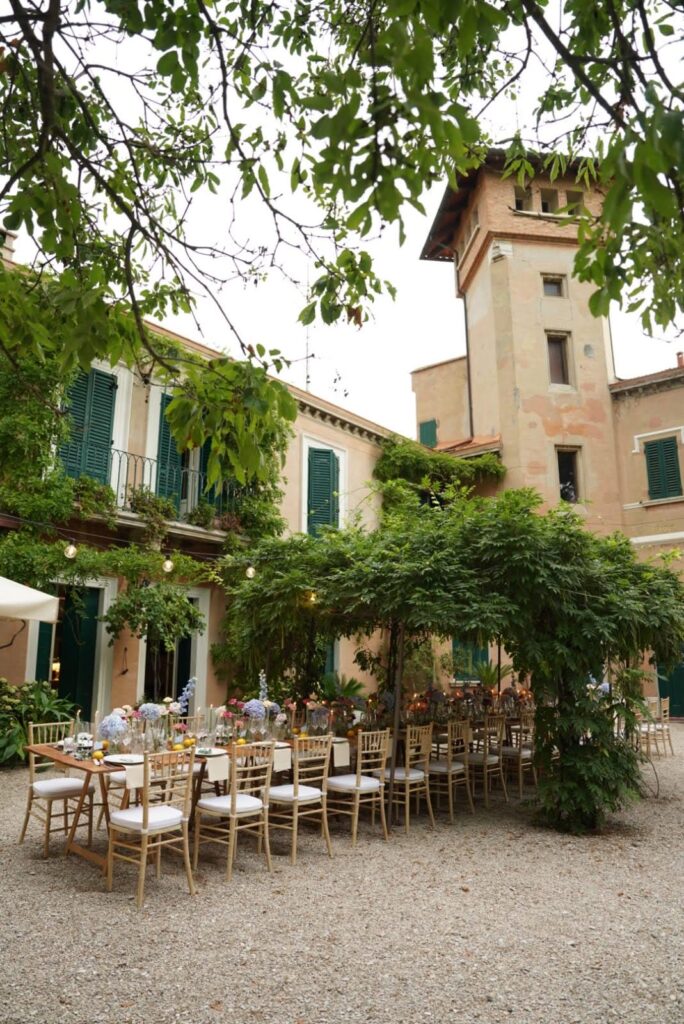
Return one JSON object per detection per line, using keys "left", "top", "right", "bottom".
{"left": 0, "top": 316, "right": 388, "bottom": 716}
{"left": 413, "top": 151, "right": 684, "bottom": 710}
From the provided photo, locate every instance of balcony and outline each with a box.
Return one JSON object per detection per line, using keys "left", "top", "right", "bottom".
{"left": 60, "top": 441, "right": 246, "bottom": 524}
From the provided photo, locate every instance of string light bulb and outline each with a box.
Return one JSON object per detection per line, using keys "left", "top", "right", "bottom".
{"left": 64, "top": 541, "right": 78, "bottom": 560}
{"left": 162, "top": 556, "right": 174, "bottom": 574}
{"left": 245, "top": 565, "right": 256, "bottom": 579}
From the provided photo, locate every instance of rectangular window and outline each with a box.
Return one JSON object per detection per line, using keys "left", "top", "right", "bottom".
{"left": 644, "top": 437, "right": 683, "bottom": 500}
{"left": 419, "top": 419, "right": 438, "bottom": 448}
{"left": 58, "top": 369, "right": 117, "bottom": 485}
{"left": 514, "top": 186, "right": 532, "bottom": 212}
{"left": 566, "top": 190, "right": 584, "bottom": 214}
{"left": 541, "top": 188, "right": 558, "bottom": 214}
{"left": 557, "top": 448, "right": 580, "bottom": 503}
{"left": 452, "top": 639, "right": 489, "bottom": 680}
{"left": 543, "top": 275, "right": 565, "bottom": 297}
{"left": 547, "top": 333, "right": 570, "bottom": 385}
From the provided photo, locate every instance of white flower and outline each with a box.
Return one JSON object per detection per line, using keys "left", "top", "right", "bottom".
{"left": 111, "top": 707, "right": 126, "bottom": 717}
{"left": 162, "top": 696, "right": 173, "bottom": 704}
{"left": 263, "top": 699, "right": 273, "bottom": 708}
{"left": 168, "top": 701, "right": 182, "bottom": 715}
{"left": 122, "top": 704, "right": 133, "bottom": 714}
{"left": 159, "top": 705, "right": 169, "bottom": 716}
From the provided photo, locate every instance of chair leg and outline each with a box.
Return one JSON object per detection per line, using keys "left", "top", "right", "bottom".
{"left": 136, "top": 835, "right": 148, "bottom": 909}
{"left": 379, "top": 790, "right": 389, "bottom": 840}
{"left": 404, "top": 783, "right": 410, "bottom": 834}
{"left": 518, "top": 760, "right": 523, "bottom": 799}
{"left": 63, "top": 799, "right": 68, "bottom": 835}
{"left": 19, "top": 789, "right": 33, "bottom": 844}
{"left": 155, "top": 839, "right": 162, "bottom": 880}
{"left": 182, "top": 823, "right": 196, "bottom": 896}
{"left": 226, "top": 819, "right": 237, "bottom": 881}
{"left": 447, "top": 778, "right": 454, "bottom": 824}
{"left": 87, "top": 793, "right": 93, "bottom": 847}
{"left": 500, "top": 764, "right": 508, "bottom": 803}
{"left": 262, "top": 811, "right": 272, "bottom": 873}
{"left": 465, "top": 771, "right": 475, "bottom": 814}
{"left": 106, "top": 831, "right": 114, "bottom": 892}
{"left": 667, "top": 729, "right": 674, "bottom": 755}
{"left": 351, "top": 792, "right": 360, "bottom": 847}
{"left": 192, "top": 810, "right": 201, "bottom": 870}
{"left": 322, "top": 800, "right": 333, "bottom": 858}
{"left": 291, "top": 806, "right": 299, "bottom": 866}
{"left": 43, "top": 800, "right": 52, "bottom": 859}
{"left": 424, "top": 782, "right": 435, "bottom": 828}
{"left": 482, "top": 768, "right": 490, "bottom": 809}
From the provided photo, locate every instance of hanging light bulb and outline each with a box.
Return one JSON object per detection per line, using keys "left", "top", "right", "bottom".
{"left": 245, "top": 565, "right": 256, "bottom": 579}
{"left": 162, "top": 556, "right": 174, "bottom": 574}
{"left": 64, "top": 541, "right": 78, "bottom": 560}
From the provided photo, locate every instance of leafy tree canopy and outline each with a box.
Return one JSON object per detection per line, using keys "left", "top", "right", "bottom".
{"left": 1, "top": 0, "right": 681, "bottom": 428}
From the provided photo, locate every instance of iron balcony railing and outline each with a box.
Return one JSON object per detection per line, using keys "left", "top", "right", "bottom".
{"left": 60, "top": 441, "right": 244, "bottom": 521}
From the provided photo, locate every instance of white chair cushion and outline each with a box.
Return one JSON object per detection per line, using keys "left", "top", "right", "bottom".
{"left": 33, "top": 778, "right": 95, "bottom": 799}
{"left": 326, "top": 774, "right": 381, "bottom": 793}
{"left": 378, "top": 767, "right": 424, "bottom": 782}
{"left": 110, "top": 805, "right": 183, "bottom": 833}
{"left": 107, "top": 771, "right": 127, "bottom": 787}
{"left": 468, "top": 752, "right": 499, "bottom": 766}
{"left": 428, "top": 760, "right": 465, "bottom": 775}
{"left": 500, "top": 746, "right": 534, "bottom": 759}
{"left": 269, "top": 784, "right": 322, "bottom": 804}
{"left": 197, "top": 793, "right": 263, "bottom": 816}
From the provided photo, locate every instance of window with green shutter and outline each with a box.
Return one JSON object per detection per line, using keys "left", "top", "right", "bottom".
{"left": 156, "top": 393, "right": 183, "bottom": 510}
{"left": 58, "top": 369, "right": 116, "bottom": 484}
{"left": 419, "top": 419, "right": 438, "bottom": 448}
{"left": 452, "top": 639, "right": 489, "bottom": 680}
{"left": 644, "top": 437, "right": 682, "bottom": 500}
{"left": 307, "top": 447, "right": 339, "bottom": 535}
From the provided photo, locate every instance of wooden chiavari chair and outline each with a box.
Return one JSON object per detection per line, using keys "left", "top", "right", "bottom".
{"left": 269, "top": 735, "right": 333, "bottom": 865}
{"left": 326, "top": 729, "right": 390, "bottom": 845}
{"left": 428, "top": 719, "right": 474, "bottom": 821}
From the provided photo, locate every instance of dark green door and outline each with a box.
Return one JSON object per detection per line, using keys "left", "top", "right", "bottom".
{"left": 58, "top": 587, "right": 100, "bottom": 720}
{"left": 35, "top": 621, "right": 54, "bottom": 682}
{"left": 452, "top": 639, "right": 489, "bottom": 680}
{"left": 658, "top": 661, "right": 684, "bottom": 717}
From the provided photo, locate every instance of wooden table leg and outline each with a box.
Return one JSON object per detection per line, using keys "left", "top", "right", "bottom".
{"left": 65, "top": 770, "right": 93, "bottom": 857}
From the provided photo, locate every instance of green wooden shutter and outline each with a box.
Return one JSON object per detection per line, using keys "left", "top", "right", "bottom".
{"left": 156, "top": 393, "right": 183, "bottom": 509}
{"left": 35, "top": 622, "right": 54, "bottom": 682}
{"left": 58, "top": 587, "right": 100, "bottom": 721}
{"left": 419, "top": 419, "right": 438, "bottom": 448}
{"left": 452, "top": 639, "right": 488, "bottom": 680}
{"left": 199, "top": 438, "right": 220, "bottom": 509}
{"left": 307, "top": 448, "right": 339, "bottom": 535}
{"left": 645, "top": 438, "right": 682, "bottom": 500}
{"left": 82, "top": 369, "right": 116, "bottom": 484}
{"left": 59, "top": 370, "right": 115, "bottom": 484}
{"left": 59, "top": 371, "right": 89, "bottom": 478}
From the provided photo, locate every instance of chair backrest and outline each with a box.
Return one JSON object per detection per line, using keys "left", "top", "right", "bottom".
{"left": 292, "top": 735, "right": 332, "bottom": 795}
{"left": 357, "top": 729, "right": 390, "bottom": 781}
{"left": 480, "top": 715, "right": 505, "bottom": 757}
{"left": 141, "top": 750, "right": 195, "bottom": 828}
{"left": 659, "top": 697, "right": 670, "bottom": 724}
{"left": 405, "top": 724, "right": 433, "bottom": 772}
{"left": 509, "top": 711, "right": 535, "bottom": 751}
{"left": 229, "top": 742, "right": 273, "bottom": 811}
{"left": 27, "top": 720, "right": 75, "bottom": 783}
{"left": 445, "top": 719, "right": 471, "bottom": 767}
{"left": 169, "top": 713, "right": 204, "bottom": 736}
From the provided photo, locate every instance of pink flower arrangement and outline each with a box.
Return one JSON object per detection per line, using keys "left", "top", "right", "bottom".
{"left": 174, "top": 722, "right": 188, "bottom": 733}
{"left": 220, "top": 709, "right": 234, "bottom": 720}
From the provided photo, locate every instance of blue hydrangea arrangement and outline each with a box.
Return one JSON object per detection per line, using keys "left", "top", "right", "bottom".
{"left": 138, "top": 702, "right": 162, "bottom": 722}
{"left": 98, "top": 713, "right": 128, "bottom": 740}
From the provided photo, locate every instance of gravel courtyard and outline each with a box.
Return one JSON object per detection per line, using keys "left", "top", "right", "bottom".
{"left": 1, "top": 727, "right": 682, "bottom": 1024}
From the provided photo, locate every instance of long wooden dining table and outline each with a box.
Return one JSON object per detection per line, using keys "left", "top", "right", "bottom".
{"left": 25, "top": 737, "right": 353, "bottom": 872}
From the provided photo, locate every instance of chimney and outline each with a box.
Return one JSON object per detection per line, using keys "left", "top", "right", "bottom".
{"left": 677, "top": 352, "right": 684, "bottom": 369}
{"left": 0, "top": 230, "right": 17, "bottom": 263}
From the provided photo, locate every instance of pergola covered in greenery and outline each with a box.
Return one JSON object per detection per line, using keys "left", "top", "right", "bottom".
{"left": 219, "top": 489, "right": 684, "bottom": 832}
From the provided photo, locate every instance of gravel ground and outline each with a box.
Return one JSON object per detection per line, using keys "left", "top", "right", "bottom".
{"left": 1, "top": 727, "right": 683, "bottom": 1024}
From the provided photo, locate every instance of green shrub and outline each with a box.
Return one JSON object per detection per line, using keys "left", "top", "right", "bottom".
{"left": 0, "top": 679, "right": 75, "bottom": 765}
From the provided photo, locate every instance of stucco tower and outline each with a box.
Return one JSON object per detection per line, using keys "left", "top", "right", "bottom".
{"left": 413, "top": 152, "right": 623, "bottom": 532}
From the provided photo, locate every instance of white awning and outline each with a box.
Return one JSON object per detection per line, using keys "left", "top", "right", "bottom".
{"left": 0, "top": 576, "right": 59, "bottom": 623}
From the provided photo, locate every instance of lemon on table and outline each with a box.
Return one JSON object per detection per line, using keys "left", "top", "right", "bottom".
{"left": 236, "top": 738, "right": 247, "bottom": 746}
{"left": 92, "top": 750, "right": 104, "bottom": 761}
{"left": 183, "top": 737, "right": 193, "bottom": 748}
{"left": 172, "top": 743, "right": 184, "bottom": 751}
{"left": 101, "top": 740, "right": 109, "bottom": 751}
